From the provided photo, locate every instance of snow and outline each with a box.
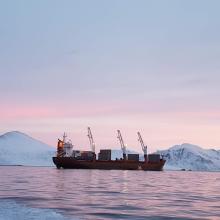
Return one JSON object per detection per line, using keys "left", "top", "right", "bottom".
{"left": 0, "top": 200, "right": 74, "bottom": 220}
{"left": 157, "top": 143, "right": 220, "bottom": 171}
{"left": 0, "top": 131, "right": 55, "bottom": 166}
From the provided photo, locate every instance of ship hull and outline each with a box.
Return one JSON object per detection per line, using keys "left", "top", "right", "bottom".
{"left": 52, "top": 157, "right": 165, "bottom": 171}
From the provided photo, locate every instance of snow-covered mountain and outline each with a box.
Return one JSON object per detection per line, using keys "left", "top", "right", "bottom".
{"left": 157, "top": 143, "right": 220, "bottom": 171}
{"left": 0, "top": 131, "right": 55, "bottom": 166}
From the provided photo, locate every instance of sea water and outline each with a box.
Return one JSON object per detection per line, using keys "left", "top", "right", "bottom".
{"left": 0, "top": 166, "right": 220, "bottom": 220}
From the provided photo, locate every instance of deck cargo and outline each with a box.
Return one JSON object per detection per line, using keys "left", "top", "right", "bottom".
{"left": 148, "top": 154, "right": 160, "bottom": 162}
{"left": 127, "top": 154, "right": 139, "bottom": 161}
{"left": 98, "top": 149, "right": 111, "bottom": 160}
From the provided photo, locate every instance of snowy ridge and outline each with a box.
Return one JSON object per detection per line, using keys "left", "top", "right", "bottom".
{"left": 0, "top": 131, "right": 55, "bottom": 166}
{"left": 157, "top": 143, "right": 220, "bottom": 171}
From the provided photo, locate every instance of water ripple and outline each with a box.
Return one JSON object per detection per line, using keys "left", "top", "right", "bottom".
{"left": 0, "top": 167, "right": 220, "bottom": 219}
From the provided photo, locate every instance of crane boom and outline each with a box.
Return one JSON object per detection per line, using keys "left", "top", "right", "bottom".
{"left": 87, "top": 127, "right": 95, "bottom": 153}
{"left": 137, "top": 132, "right": 148, "bottom": 162}
{"left": 117, "top": 130, "right": 127, "bottom": 160}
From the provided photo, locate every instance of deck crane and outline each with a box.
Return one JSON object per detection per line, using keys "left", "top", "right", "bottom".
{"left": 137, "top": 132, "right": 147, "bottom": 162}
{"left": 117, "top": 130, "right": 127, "bottom": 160}
{"left": 87, "top": 127, "right": 96, "bottom": 160}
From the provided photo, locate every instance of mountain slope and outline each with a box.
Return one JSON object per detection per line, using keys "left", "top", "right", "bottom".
{"left": 0, "top": 131, "right": 55, "bottom": 166}
{"left": 157, "top": 143, "right": 220, "bottom": 171}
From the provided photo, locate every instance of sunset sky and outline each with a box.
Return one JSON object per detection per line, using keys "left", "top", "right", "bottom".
{"left": 1, "top": 0, "right": 220, "bottom": 152}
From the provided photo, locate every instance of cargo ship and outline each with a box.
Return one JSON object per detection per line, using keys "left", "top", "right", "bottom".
{"left": 52, "top": 128, "right": 165, "bottom": 171}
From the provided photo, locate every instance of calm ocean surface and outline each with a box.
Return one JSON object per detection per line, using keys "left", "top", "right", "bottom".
{"left": 0, "top": 167, "right": 220, "bottom": 220}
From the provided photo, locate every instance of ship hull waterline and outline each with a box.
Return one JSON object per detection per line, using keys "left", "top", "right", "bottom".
{"left": 52, "top": 157, "right": 165, "bottom": 171}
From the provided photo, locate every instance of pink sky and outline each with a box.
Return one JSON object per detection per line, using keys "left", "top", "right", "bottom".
{"left": 1, "top": 103, "right": 220, "bottom": 152}
{"left": 1, "top": 1, "right": 220, "bottom": 152}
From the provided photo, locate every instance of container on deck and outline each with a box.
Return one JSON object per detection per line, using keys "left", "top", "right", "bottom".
{"left": 98, "top": 149, "right": 111, "bottom": 160}
{"left": 76, "top": 151, "right": 95, "bottom": 160}
{"left": 148, "top": 154, "right": 160, "bottom": 162}
{"left": 127, "top": 154, "right": 139, "bottom": 161}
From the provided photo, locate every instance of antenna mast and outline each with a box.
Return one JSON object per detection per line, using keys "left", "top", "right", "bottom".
{"left": 117, "top": 130, "right": 126, "bottom": 160}
{"left": 137, "top": 132, "right": 147, "bottom": 162}
{"left": 87, "top": 127, "right": 95, "bottom": 153}
{"left": 63, "top": 132, "right": 67, "bottom": 143}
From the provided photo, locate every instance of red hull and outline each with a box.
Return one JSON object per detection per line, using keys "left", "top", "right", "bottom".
{"left": 52, "top": 157, "right": 165, "bottom": 171}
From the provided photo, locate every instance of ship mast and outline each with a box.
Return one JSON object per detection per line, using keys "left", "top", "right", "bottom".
{"left": 137, "top": 132, "right": 147, "bottom": 162}
{"left": 87, "top": 127, "right": 95, "bottom": 153}
{"left": 63, "top": 132, "right": 67, "bottom": 143}
{"left": 117, "top": 130, "right": 127, "bottom": 160}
